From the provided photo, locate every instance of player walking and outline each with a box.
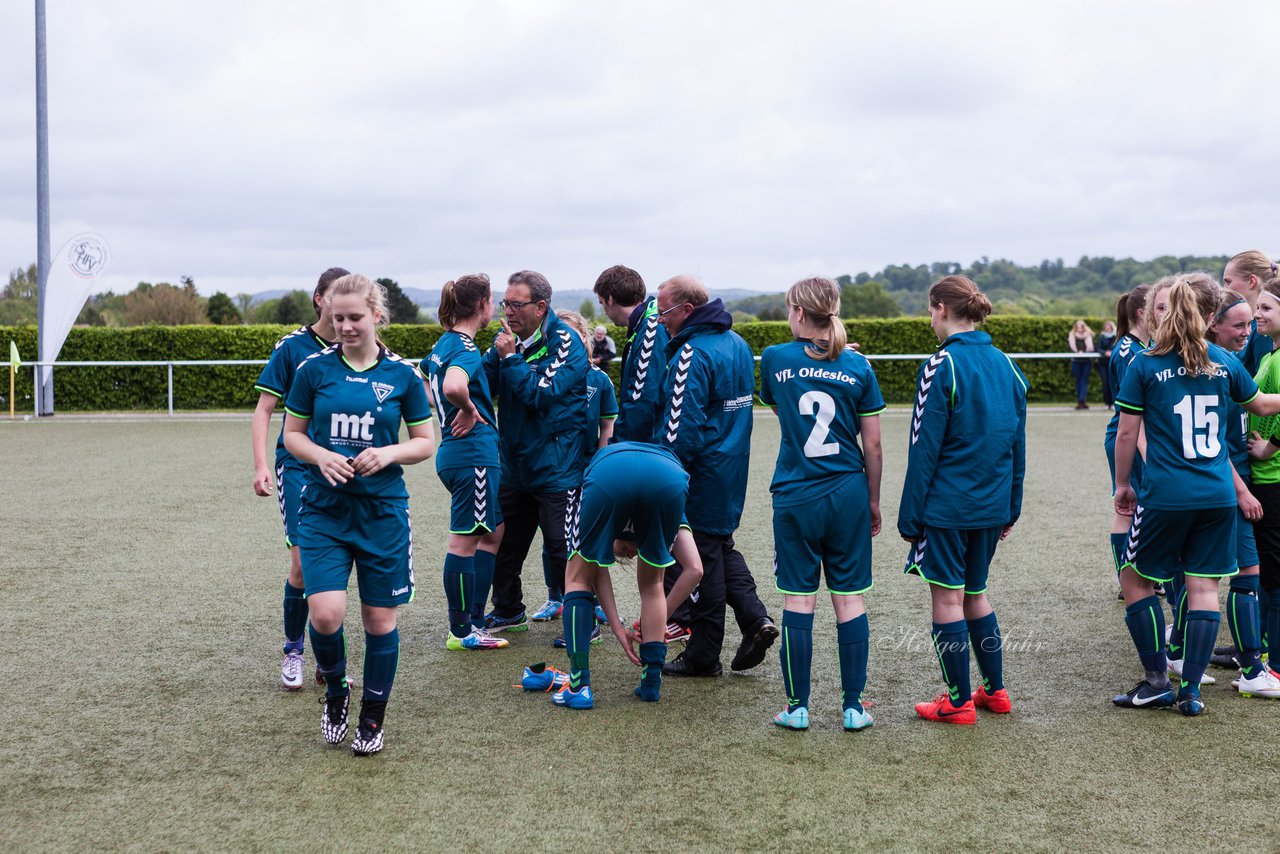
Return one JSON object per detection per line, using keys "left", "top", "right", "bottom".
{"left": 759, "top": 277, "right": 884, "bottom": 732}
{"left": 251, "top": 266, "right": 347, "bottom": 689}
{"left": 283, "top": 274, "right": 435, "bottom": 754}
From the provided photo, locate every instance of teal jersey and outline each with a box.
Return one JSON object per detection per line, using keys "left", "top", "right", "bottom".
{"left": 254, "top": 325, "right": 331, "bottom": 463}
{"left": 583, "top": 366, "right": 619, "bottom": 463}
{"left": 1115, "top": 342, "right": 1258, "bottom": 510}
{"left": 759, "top": 341, "right": 886, "bottom": 507}
{"left": 1104, "top": 334, "right": 1145, "bottom": 447}
{"left": 425, "top": 330, "right": 500, "bottom": 471}
{"left": 284, "top": 345, "right": 433, "bottom": 499}
{"left": 1224, "top": 347, "right": 1250, "bottom": 478}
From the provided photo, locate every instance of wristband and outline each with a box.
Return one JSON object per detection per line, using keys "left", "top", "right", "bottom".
{"left": 1269, "top": 435, "right": 1280, "bottom": 449}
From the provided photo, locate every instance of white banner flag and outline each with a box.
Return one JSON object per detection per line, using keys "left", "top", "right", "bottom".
{"left": 38, "top": 232, "right": 112, "bottom": 364}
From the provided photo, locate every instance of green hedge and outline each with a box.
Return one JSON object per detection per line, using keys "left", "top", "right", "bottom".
{"left": 0, "top": 317, "right": 1107, "bottom": 411}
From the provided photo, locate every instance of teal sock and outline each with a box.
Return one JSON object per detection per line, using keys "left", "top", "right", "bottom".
{"left": 836, "top": 614, "right": 869, "bottom": 713}
{"left": 780, "top": 610, "right": 814, "bottom": 712}
{"left": 309, "top": 624, "right": 348, "bottom": 697}
{"left": 471, "top": 550, "right": 495, "bottom": 625}
{"left": 931, "top": 620, "right": 970, "bottom": 704}
{"left": 363, "top": 628, "right": 399, "bottom": 703}
{"left": 1227, "top": 575, "right": 1264, "bottom": 678}
{"left": 1109, "top": 533, "right": 1127, "bottom": 576}
{"left": 1179, "top": 610, "right": 1220, "bottom": 698}
{"left": 563, "top": 591, "right": 594, "bottom": 689}
{"left": 1124, "top": 595, "right": 1168, "bottom": 681}
{"left": 635, "top": 641, "right": 667, "bottom": 701}
{"left": 443, "top": 553, "right": 474, "bottom": 638}
{"left": 967, "top": 611, "right": 1004, "bottom": 693}
{"left": 283, "top": 582, "right": 307, "bottom": 653}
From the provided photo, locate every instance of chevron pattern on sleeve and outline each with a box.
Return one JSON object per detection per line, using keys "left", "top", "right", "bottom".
{"left": 538, "top": 330, "right": 573, "bottom": 389}
{"left": 630, "top": 312, "right": 659, "bottom": 402}
{"left": 910, "top": 349, "right": 948, "bottom": 446}
{"left": 663, "top": 344, "right": 694, "bottom": 445}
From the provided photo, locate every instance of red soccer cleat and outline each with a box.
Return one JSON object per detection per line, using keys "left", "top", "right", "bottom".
{"left": 973, "top": 687, "right": 1012, "bottom": 714}
{"left": 915, "top": 693, "right": 976, "bottom": 725}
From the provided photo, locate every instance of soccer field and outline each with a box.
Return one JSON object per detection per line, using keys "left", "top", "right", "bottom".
{"left": 2, "top": 410, "right": 1277, "bottom": 852}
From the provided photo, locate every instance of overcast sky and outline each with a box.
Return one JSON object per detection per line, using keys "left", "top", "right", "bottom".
{"left": 1, "top": 1, "right": 1276, "bottom": 298}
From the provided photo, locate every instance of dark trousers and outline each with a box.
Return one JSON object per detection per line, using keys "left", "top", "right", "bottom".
{"left": 667, "top": 531, "right": 770, "bottom": 667}
{"left": 491, "top": 484, "right": 574, "bottom": 618}
{"left": 1250, "top": 481, "right": 1280, "bottom": 592}
{"left": 1071, "top": 361, "right": 1092, "bottom": 402}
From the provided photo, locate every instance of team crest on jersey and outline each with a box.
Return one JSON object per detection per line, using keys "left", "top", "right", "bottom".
{"left": 372, "top": 381, "right": 394, "bottom": 403}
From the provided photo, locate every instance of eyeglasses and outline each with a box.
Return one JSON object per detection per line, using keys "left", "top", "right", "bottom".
{"left": 658, "top": 302, "right": 690, "bottom": 318}
{"left": 499, "top": 299, "right": 538, "bottom": 311}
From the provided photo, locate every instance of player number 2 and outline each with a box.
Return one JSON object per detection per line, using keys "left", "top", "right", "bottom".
{"left": 799, "top": 390, "right": 839, "bottom": 458}
{"left": 1171, "top": 394, "right": 1220, "bottom": 459}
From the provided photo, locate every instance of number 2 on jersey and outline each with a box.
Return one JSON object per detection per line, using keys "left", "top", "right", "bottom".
{"left": 1171, "top": 394, "right": 1220, "bottom": 459}
{"left": 799, "top": 390, "right": 839, "bottom": 458}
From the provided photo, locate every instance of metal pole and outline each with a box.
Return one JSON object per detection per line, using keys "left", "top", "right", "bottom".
{"left": 34, "top": 0, "right": 53, "bottom": 416}
{"left": 167, "top": 363, "right": 174, "bottom": 416}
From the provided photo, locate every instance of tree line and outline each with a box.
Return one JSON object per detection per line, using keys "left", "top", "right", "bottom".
{"left": 0, "top": 253, "right": 1238, "bottom": 326}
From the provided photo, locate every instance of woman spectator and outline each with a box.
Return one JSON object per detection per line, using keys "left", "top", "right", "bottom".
{"left": 1069, "top": 319, "right": 1095, "bottom": 409}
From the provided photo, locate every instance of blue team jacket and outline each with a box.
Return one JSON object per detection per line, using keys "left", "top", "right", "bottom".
{"left": 483, "top": 306, "right": 590, "bottom": 492}
{"left": 898, "top": 329, "right": 1028, "bottom": 538}
{"left": 655, "top": 299, "right": 754, "bottom": 535}
{"left": 613, "top": 296, "right": 669, "bottom": 443}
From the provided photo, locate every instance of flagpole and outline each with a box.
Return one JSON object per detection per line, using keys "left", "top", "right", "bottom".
{"left": 35, "top": 0, "right": 52, "bottom": 416}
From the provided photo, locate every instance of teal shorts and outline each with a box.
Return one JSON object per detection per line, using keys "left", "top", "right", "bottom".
{"left": 904, "top": 526, "right": 1003, "bottom": 594}
{"left": 571, "top": 445, "right": 689, "bottom": 568}
{"left": 773, "top": 473, "right": 873, "bottom": 595}
{"left": 437, "top": 464, "right": 503, "bottom": 535}
{"left": 297, "top": 487, "right": 414, "bottom": 607}
{"left": 275, "top": 455, "right": 306, "bottom": 549}
{"left": 1121, "top": 505, "right": 1237, "bottom": 583}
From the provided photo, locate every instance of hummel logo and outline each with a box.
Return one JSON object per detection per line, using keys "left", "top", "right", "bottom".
{"left": 372, "top": 381, "right": 394, "bottom": 403}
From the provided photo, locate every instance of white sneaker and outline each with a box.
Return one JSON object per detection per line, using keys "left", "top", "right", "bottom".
{"left": 280, "top": 650, "right": 304, "bottom": 690}
{"left": 1235, "top": 669, "right": 1280, "bottom": 699}
{"left": 1167, "top": 658, "right": 1216, "bottom": 685}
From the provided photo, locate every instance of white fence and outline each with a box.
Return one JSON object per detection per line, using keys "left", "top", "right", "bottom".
{"left": 1, "top": 352, "right": 1102, "bottom": 417}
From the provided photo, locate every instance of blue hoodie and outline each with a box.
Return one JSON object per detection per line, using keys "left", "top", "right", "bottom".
{"left": 655, "top": 299, "right": 754, "bottom": 535}
{"left": 898, "top": 330, "right": 1028, "bottom": 538}
{"left": 483, "top": 305, "right": 590, "bottom": 492}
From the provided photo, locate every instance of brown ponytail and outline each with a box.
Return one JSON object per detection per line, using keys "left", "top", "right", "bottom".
{"left": 437, "top": 274, "right": 492, "bottom": 329}
{"left": 1147, "top": 273, "right": 1220, "bottom": 376}
{"left": 786, "top": 277, "right": 846, "bottom": 361}
{"left": 928, "top": 275, "right": 992, "bottom": 323}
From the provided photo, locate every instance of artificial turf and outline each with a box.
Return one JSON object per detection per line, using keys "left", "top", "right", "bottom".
{"left": 2, "top": 411, "right": 1277, "bottom": 852}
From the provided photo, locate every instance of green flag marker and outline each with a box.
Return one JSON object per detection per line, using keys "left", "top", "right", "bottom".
{"left": 8, "top": 340, "right": 18, "bottom": 369}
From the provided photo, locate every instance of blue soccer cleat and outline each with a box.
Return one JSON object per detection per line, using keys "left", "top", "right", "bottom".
{"left": 1112, "top": 681, "right": 1176, "bottom": 709}
{"left": 843, "top": 707, "right": 874, "bottom": 731}
{"left": 521, "top": 663, "right": 570, "bottom": 692}
{"left": 552, "top": 684, "right": 594, "bottom": 710}
{"left": 1177, "top": 695, "right": 1205, "bottom": 716}
{"left": 773, "top": 707, "right": 809, "bottom": 730}
{"left": 530, "top": 600, "right": 563, "bottom": 622}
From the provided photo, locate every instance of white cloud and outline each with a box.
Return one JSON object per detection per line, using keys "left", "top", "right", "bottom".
{"left": 1, "top": 0, "right": 1278, "bottom": 299}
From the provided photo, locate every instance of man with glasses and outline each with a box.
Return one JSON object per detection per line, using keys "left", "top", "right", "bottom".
{"left": 654, "top": 275, "right": 778, "bottom": 677}
{"left": 482, "top": 270, "right": 590, "bottom": 635}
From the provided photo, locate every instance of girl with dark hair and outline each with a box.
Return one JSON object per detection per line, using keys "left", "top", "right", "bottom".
{"left": 251, "top": 266, "right": 348, "bottom": 690}
{"left": 899, "top": 276, "right": 1027, "bottom": 725}
{"left": 759, "top": 277, "right": 883, "bottom": 732}
{"left": 1113, "top": 274, "right": 1280, "bottom": 716}
{"left": 425, "top": 274, "right": 508, "bottom": 651}
{"left": 1103, "top": 284, "right": 1150, "bottom": 593}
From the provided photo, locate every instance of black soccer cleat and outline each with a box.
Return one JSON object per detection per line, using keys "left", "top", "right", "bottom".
{"left": 1111, "top": 680, "right": 1175, "bottom": 709}
{"left": 731, "top": 618, "right": 780, "bottom": 671}
{"left": 1210, "top": 645, "right": 1240, "bottom": 669}
{"left": 320, "top": 692, "right": 350, "bottom": 744}
{"left": 351, "top": 718, "right": 384, "bottom": 756}
{"left": 662, "top": 651, "right": 722, "bottom": 678}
